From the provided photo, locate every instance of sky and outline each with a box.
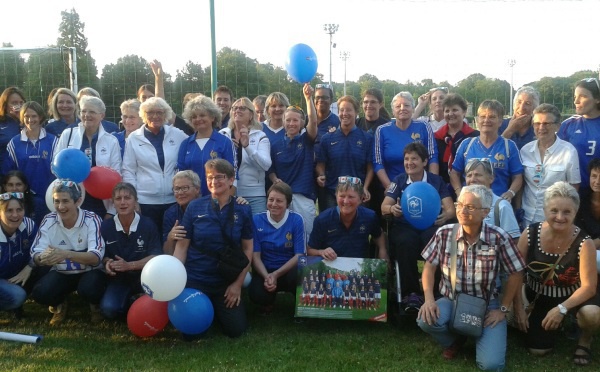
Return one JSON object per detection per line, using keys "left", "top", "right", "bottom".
{"left": 3, "top": 0, "right": 599, "bottom": 89}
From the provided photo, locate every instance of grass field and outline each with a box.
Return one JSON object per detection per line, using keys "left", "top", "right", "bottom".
{"left": 0, "top": 292, "right": 593, "bottom": 371}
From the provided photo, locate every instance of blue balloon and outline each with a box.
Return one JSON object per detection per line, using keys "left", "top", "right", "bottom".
{"left": 168, "top": 288, "right": 214, "bottom": 335}
{"left": 52, "top": 148, "right": 91, "bottom": 183}
{"left": 400, "top": 182, "right": 441, "bottom": 230}
{"left": 285, "top": 44, "right": 318, "bottom": 84}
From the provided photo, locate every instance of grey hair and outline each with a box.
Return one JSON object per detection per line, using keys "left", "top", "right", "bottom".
{"left": 391, "top": 91, "right": 415, "bottom": 110}
{"left": 173, "top": 170, "right": 201, "bottom": 189}
{"left": 139, "top": 97, "right": 174, "bottom": 125}
{"left": 544, "top": 181, "right": 579, "bottom": 211}
{"left": 182, "top": 96, "right": 222, "bottom": 129}
{"left": 533, "top": 103, "right": 561, "bottom": 123}
{"left": 79, "top": 96, "right": 106, "bottom": 114}
{"left": 52, "top": 180, "right": 82, "bottom": 202}
{"left": 460, "top": 185, "right": 492, "bottom": 209}
{"left": 120, "top": 99, "right": 141, "bottom": 113}
{"left": 514, "top": 86, "right": 540, "bottom": 109}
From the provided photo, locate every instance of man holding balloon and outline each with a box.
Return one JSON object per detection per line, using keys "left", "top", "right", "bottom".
{"left": 381, "top": 143, "right": 455, "bottom": 312}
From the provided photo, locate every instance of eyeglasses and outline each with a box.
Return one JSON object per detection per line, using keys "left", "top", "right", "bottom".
{"left": 206, "top": 174, "right": 227, "bottom": 182}
{"left": 146, "top": 110, "right": 165, "bottom": 117}
{"left": 0, "top": 192, "right": 24, "bottom": 200}
{"left": 454, "top": 202, "right": 487, "bottom": 212}
{"left": 232, "top": 106, "right": 250, "bottom": 112}
{"left": 287, "top": 105, "right": 305, "bottom": 115}
{"left": 338, "top": 176, "right": 362, "bottom": 185}
{"left": 466, "top": 157, "right": 494, "bottom": 176}
{"left": 581, "top": 78, "right": 600, "bottom": 92}
{"left": 429, "top": 87, "right": 449, "bottom": 93}
{"left": 172, "top": 185, "right": 192, "bottom": 193}
{"left": 532, "top": 121, "right": 556, "bottom": 127}
{"left": 315, "top": 84, "right": 331, "bottom": 89}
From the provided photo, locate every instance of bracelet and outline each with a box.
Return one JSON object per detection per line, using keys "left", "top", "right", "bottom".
{"left": 507, "top": 189, "right": 516, "bottom": 197}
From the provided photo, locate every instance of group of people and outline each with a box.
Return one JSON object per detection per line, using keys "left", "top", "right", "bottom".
{"left": 1, "top": 71, "right": 600, "bottom": 369}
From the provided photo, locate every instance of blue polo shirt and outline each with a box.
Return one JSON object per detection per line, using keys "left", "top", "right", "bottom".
{"left": 317, "top": 126, "right": 373, "bottom": 191}
{"left": 101, "top": 213, "right": 162, "bottom": 262}
{"left": 181, "top": 195, "right": 253, "bottom": 285}
{"left": 314, "top": 111, "right": 340, "bottom": 157}
{"left": 262, "top": 123, "right": 286, "bottom": 147}
{"left": 162, "top": 203, "right": 185, "bottom": 244}
{"left": 0, "top": 117, "right": 21, "bottom": 166}
{"left": 373, "top": 120, "right": 438, "bottom": 181}
{"left": 45, "top": 118, "right": 73, "bottom": 137}
{"left": 177, "top": 130, "right": 236, "bottom": 196}
{"left": 558, "top": 115, "right": 600, "bottom": 189}
{"left": 144, "top": 126, "right": 166, "bottom": 170}
{"left": 498, "top": 118, "right": 535, "bottom": 150}
{"left": 385, "top": 172, "right": 450, "bottom": 225}
{"left": 452, "top": 136, "right": 523, "bottom": 196}
{"left": 252, "top": 210, "right": 305, "bottom": 272}
{"left": 308, "top": 206, "right": 382, "bottom": 258}
{"left": 0, "top": 217, "right": 37, "bottom": 279}
{"left": 269, "top": 132, "right": 316, "bottom": 200}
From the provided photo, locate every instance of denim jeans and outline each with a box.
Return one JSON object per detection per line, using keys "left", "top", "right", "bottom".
{"left": 0, "top": 279, "right": 27, "bottom": 311}
{"left": 417, "top": 297, "right": 507, "bottom": 371}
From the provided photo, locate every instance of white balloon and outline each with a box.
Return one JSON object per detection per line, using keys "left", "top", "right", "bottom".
{"left": 141, "top": 255, "right": 187, "bottom": 302}
{"left": 45, "top": 182, "right": 86, "bottom": 212}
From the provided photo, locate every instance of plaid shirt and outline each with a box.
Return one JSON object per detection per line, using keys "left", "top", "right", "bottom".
{"left": 422, "top": 222, "right": 525, "bottom": 302}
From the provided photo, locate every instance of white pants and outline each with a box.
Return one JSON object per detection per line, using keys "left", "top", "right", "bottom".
{"left": 290, "top": 193, "right": 316, "bottom": 242}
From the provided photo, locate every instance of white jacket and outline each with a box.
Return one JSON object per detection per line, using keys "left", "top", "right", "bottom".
{"left": 122, "top": 124, "right": 187, "bottom": 204}
{"left": 55, "top": 123, "right": 122, "bottom": 214}
{"left": 219, "top": 128, "right": 271, "bottom": 197}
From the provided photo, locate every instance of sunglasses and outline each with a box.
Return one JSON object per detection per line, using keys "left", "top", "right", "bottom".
{"left": 315, "top": 84, "right": 331, "bottom": 89}
{"left": 581, "top": 78, "right": 600, "bottom": 92}
{"left": 287, "top": 105, "right": 305, "bottom": 116}
{"left": 429, "top": 87, "right": 449, "bottom": 94}
{"left": 54, "top": 180, "right": 80, "bottom": 192}
{"left": 0, "top": 192, "right": 24, "bottom": 201}
{"left": 466, "top": 157, "right": 494, "bottom": 176}
{"left": 338, "top": 176, "right": 362, "bottom": 185}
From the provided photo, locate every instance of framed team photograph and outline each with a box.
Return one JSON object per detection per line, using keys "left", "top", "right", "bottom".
{"left": 294, "top": 255, "right": 387, "bottom": 322}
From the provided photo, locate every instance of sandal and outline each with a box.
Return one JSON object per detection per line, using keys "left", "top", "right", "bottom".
{"left": 573, "top": 345, "right": 592, "bottom": 366}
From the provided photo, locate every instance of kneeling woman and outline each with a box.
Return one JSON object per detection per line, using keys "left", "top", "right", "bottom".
{"left": 174, "top": 159, "right": 253, "bottom": 338}
{"left": 250, "top": 182, "right": 305, "bottom": 312}
{"left": 0, "top": 192, "right": 38, "bottom": 313}
{"left": 513, "top": 182, "right": 600, "bottom": 366}
{"left": 31, "top": 181, "right": 106, "bottom": 325}
{"left": 100, "top": 183, "right": 162, "bottom": 319}
{"left": 307, "top": 177, "right": 388, "bottom": 260}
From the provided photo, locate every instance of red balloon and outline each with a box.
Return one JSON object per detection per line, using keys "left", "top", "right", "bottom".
{"left": 127, "top": 295, "right": 169, "bottom": 338}
{"left": 83, "top": 166, "right": 122, "bottom": 200}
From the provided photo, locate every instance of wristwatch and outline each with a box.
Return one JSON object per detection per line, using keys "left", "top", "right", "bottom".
{"left": 557, "top": 303, "right": 568, "bottom": 315}
{"left": 500, "top": 305, "right": 509, "bottom": 313}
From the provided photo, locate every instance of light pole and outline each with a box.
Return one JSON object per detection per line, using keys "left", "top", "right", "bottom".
{"left": 508, "top": 59, "right": 516, "bottom": 116}
{"left": 323, "top": 24, "right": 339, "bottom": 88}
{"left": 340, "top": 51, "right": 350, "bottom": 96}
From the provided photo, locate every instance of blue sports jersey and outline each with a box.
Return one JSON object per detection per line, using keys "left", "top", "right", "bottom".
{"left": 162, "top": 203, "right": 185, "bottom": 244}
{"left": 0, "top": 217, "right": 36, "bottom": 279}
{"left": 269, "top": 132, "right": 316, "bottom": 200}
{"left": 252, "top": 210, "right": 305, "bottom": 272}
{"left": 262, "top": 123, "right": 286, "bottom": 147}
{"left": 0, "top": 118, "right": 21, "bottom": 167}
{"left": 45, "top": 118, "right": 77, "bottom": 137}
{"left": 101, "top": 214, "right": 162, "bottom": 262}
{"left": 181, "top": 195, "right": 253, "bottom": 285}
{"left": 452, "top": 136, "right": 523, "bottom": 196}
{"left": 498, "top": 118, "right": 535, "bottom": 150}
{"left": 558, "top": 115, "right": 600, "bottom": 189}
{"left": 385, "top": 172, "right": 450, "bottom": 225}
{"left": 314, "top": 112, "right": 340, "bottom": 158}
{"left": 3, "top": 130, "right": 57, "bottom": 197}
{"left": 317, "top": 127, "right": 373, "bottom": 191}
{"left": 177, "top": 130, "right": 236, "bottom": 196}
{"left": 308, "top": 206, "right": 382, "bottom": 258}
{"left": 373, "top": 120, "right": 438, "bottom": 181}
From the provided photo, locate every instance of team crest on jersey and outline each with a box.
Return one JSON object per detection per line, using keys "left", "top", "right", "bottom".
{"left": 233, "top": 213, "right": 239, "bottom": 223}
{"left": 356, "top": 140, "right": 363, "bottom": 147}
{"left": 210, "top": 150, "right": 218, "bottom": 159}
{"left": 137, "top": 238, "right": 144, "bottom": 247}
{"left": 285, "top": 232, "right": 293, "bottom": 247}
{"left": 359, "top": 225, "right": 366, "bottom": 233}
{"left": 42, "top": 150, "right": 48, "bottom": 159}
{"left": 411, "top": 133, "right": 421, "bottom": 141}
{"left": 494, "top": 153, "right": 505, "bottom": 161}
{"left": 386, "top": 182, "right": 397, "bottom": 194}
{"left": 297, "top": 143, "right": 303, "bottom": 150}
{"left": 328, "top": 126, "right": 336, "bottom": 133}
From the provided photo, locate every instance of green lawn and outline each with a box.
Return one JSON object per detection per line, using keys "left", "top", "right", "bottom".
{"left": 0, "top": 293, "right": 591, "bottom": 371}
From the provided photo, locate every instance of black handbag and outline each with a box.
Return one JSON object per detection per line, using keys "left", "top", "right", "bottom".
{"left": 197, "top": 199, "right": 249, "bottom": 282}
{"left": 448, "top": 224, "right": 491, "bottom": 338}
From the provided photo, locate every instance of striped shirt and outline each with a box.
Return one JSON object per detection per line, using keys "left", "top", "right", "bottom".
{"left": 421, "top": 222, "right": 525, "bottom": 301}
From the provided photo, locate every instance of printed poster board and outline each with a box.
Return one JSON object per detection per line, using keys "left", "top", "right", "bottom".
{"left": 295, "top": 255, "right": 387, "bottom": 322}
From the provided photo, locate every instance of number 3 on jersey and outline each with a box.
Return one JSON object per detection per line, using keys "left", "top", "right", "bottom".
{"left": 587, "top": 141, "right": 597, "bottom": 156}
